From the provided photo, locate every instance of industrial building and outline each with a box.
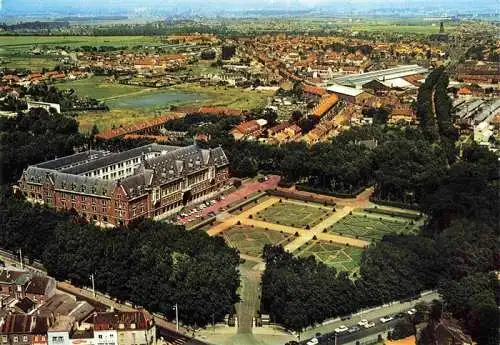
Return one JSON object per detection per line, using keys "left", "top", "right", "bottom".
{"left": 329, "top": 65, "right": 428, "bottom": 89}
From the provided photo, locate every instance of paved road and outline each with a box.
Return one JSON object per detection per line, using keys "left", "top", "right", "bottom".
{"left": 300, "top": 291, "right": 440, "bottom": 341}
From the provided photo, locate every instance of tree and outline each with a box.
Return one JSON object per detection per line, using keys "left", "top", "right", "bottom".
{"left": 291, "top": 110, "right": 303, "bottom": 123}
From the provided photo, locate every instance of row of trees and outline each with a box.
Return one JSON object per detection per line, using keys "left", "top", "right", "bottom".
{"left": 0, "top": 198, "right": 240, "bottom": 327}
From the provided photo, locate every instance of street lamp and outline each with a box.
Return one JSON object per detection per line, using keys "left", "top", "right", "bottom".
{"left": 18, "top": 249, "right": 23, "bottom": 270}
{"left": 173, "top": 304, "right": 179, "bottom": 331}
{"left": 89, "top": 273, "right": 96, "bottom": 297}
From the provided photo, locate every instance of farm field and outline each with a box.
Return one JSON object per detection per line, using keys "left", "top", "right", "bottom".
{"left": 327, "top": 213, "right": 418, "bottom": 241}
{"left": 297, "top": 240, "right": 363, "bottom": 276}
{"left": 0, "top": 36, "right": 161, "bottom": 49}
{"left": 223, "top": 225, "right": 290, "bottom": 257}
{"left": 255, "top": 201, "right": 333, "bottom": 228}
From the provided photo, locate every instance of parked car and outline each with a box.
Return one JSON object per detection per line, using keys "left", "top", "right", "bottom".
{"left": 364, "top": 321, "right": 376, "bottom": 328}
{"left": 347, "top": 326, "right": 360, "bottom": 334}
{"left": 407, "top": 308, "right": 417, "bottom": 315}
{"left": 208, "top": 211, "right": 216, "bottom": 217}
{"left": 395, "top": 313, "right": 405, "bottom": 319}
{"left": 358, "top": 319, "right": 369, "bottom": 327}
{"left": 334, "top": 325, "right": 348, "bottom": 334}
{"left": 380, "top": 316, "right": 394, "bottom": 323}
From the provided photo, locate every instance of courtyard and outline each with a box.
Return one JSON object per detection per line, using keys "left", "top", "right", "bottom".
{"left": 296, "top": 240, "right": 363, "bottom": 276}
{"left": 326, "top": 212, "right": 418, "bottom": 241}
{"left": 254, "top": 200, "right": 333, "bottom": 228}
{"left": 223, "top": 225, "right": 290, "bottom": 258}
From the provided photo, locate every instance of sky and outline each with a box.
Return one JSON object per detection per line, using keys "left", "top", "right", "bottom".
{"left": 0, "top": 0, "right": 497, "bottom": 14}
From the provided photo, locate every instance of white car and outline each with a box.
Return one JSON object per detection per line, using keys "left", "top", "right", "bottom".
{"left": 358, "top": 319, "right": 369, "bottom": 327}
{"left": 380, "top": 316, "right": 394, "bottom": 323}
{"left": 334, "top": 325, "right": 348, "bottom": 334}
{"left": 364, "top": 321, "right": 376, "bottom": 328}
{"left": 306, "top": 338, "right": 319, "bottom": 345}
{"left": 407, "top": 308, "right": 417, "bottom": 315}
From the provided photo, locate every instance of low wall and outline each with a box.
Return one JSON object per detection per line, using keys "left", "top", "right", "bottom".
{"left": 296, "top": 184, "right": 367, "bottom": 198}
{"left": 369, "top": 197, "right": 421, "bottom": 211}
{"left": 267, "top": 189, "right": 336, "bottom": 207}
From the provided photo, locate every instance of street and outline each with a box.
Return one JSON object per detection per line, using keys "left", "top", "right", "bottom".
{"left": 300, "top": 291, "right": 440, "bottom": 343}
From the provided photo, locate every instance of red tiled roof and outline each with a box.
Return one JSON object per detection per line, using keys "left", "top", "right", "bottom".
{"left": 312, "top": 94, "right": 339, "bottom": 117}
{"left": 302, "top": 84, "right": 327, "bottom": 96}
{"left": 457, "top": 87, "right": 472, "bottom": 95}
{"left": 235, "top": 120, "right": 260, "bottom": 134}
{"left": 96, "top": 112, "right": 185, "bottom": 140}
{"left": 93, "top": 310, "right": 152, "bottom": 331}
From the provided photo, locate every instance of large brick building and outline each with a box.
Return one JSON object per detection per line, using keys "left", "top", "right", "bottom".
{"left": 18, "top": 144, "right": 230, "bottom": 226}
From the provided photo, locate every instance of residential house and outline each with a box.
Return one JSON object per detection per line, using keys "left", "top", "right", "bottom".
{"left": 0, "top": 314, "right": 51, "bottom": 345}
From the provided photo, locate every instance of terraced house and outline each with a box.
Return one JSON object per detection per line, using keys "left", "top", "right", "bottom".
{"left": 17, "top": 144, "right": 230, "bottom": 226}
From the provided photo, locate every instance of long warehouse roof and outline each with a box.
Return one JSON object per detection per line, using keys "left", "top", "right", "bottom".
{"left": 331, "top": 65, "right": 429, "bottom": 87}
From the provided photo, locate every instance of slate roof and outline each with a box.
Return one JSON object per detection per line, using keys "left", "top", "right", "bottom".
{"left": 60, "top": 144, "right": 177, "bottom": 175}
{"left": 143, "top": 145, "right": 228, "bottom": 187}
{"left": 24, "top": 166, "right": 117, "bottom": 198}
{"left": 25, "top": 276, "right": 51, "bottom": 295}
{"left": 15, "top": 297, "right": 35, "bottom": 313}
{"left": 22, "top": 144, "right": 229, "bottom": 199}
{"left": 36, "top": 151, "right": 110, "bottom": 171}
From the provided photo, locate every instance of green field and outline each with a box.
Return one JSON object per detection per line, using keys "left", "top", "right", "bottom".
{"left": 54, "top": 76, "right": 272, "bottom": 132}
{"left": 255, "top": 201, "right": 332, "bottom": 228}
{"left": 0, "top": 36, "right": 161, "bottom": 49}
{"left": 297, "top": 241, "right": 363, "bottom": 276}
{"left": 224, "top": 225, "right": 289, "bottom": 257}
{"left": 327, "top": 213, "right": 418, "bottom": 241}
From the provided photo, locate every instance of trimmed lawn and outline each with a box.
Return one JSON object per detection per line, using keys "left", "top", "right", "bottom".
{"left": 224, "top": 225, "right": 289, "bottom": 257}
{"left": 327, "top": 214, "right": 418, "bottom": 241}
{"left": 255, "top": 201, "right": 332, "bottom": 228}
{"left": 297, "top": 241, "right": 363, "bottom": 276}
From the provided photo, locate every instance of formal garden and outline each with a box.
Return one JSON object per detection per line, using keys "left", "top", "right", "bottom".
{"left": 254, "top": 200, "right": 333, "bottom": 228}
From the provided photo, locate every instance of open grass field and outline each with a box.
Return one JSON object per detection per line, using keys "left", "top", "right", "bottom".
{"left": 297, "top": 240, "right": 363, "bottom": 276}
{"left": 223, "top": 225, "right": 289, "bottom": 257}
{"left": 57, "top": 76, "right": 149, "bottom": 100}
{"left": 255, "top": 201, "right": 333, "bottom": 228}
{"left": 56, "top": 76, "right": 272, "bottom": 132}
{"left": 0, "top": 36, "right": 161, "bottom": 49}
{"left": 0, "top": 55, "right": 60, "bottom": 70}
{"left": 327, "top": 213, "right": 418, "bottom": 241}
{"left": 338, "top": 19, "right": 459, "bottom": 35}
{"left": 168, "top": 84, "right": 273, "bottom": 110}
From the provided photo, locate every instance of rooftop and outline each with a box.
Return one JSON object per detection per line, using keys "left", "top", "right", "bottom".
{"left": 331, "top": 65, "right": 428, "bottom": 87}
{"left": 327, "top": 84, "right": 364, "bottom": 97}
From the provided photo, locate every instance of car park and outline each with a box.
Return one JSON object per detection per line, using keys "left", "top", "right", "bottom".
{"left": 380, "top": 316, "right": 394, "bottom": 323}
{"left": 334, "top": 325, "right": 348, "bottom": 334}
{"left": 364, "top": 321, "right": 376, "bottom": 328}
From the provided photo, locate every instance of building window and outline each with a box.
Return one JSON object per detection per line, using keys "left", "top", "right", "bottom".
{"left": 13, "top": 336, "right": 18, "bottom": 343}
{"left": 98, "top": 335, "right": 103, "bottom": 339}
{"left": 2, "top": 336, "right": 7, "bottom": 343}
{"left": 58, "top": 337, "right": 63, "bottom": 342}
{"left": 23, "top": 336, "right": 28, "bottom": 342}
